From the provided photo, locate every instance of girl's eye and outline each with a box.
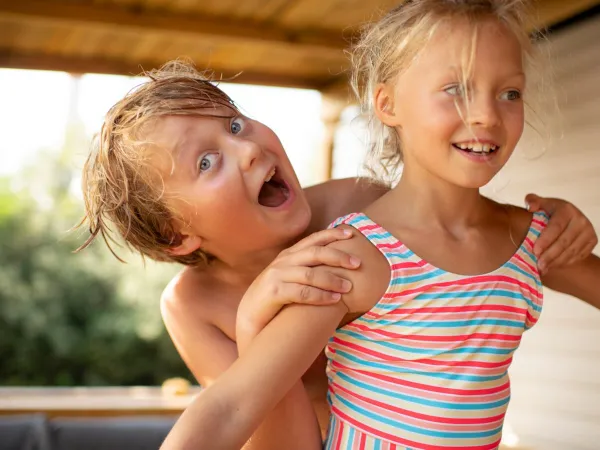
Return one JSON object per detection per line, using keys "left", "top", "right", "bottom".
{"left": 230, "top": 118, "right": 244, "bottom": 134}
{"left": 444, "top": 84, "right": 465, "bottom": 97}
{"left": 501, "top": 90, "right": 521, "bottom": 101}
{"left": 198, "top": 153, "right": 218, "bottom": 173}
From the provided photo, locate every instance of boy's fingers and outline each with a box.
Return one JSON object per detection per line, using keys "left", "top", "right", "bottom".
{"left": 286, "top": 246, "right": 360, "bottom": 269}
{"left": 279, "top": 284, "right": 342, "bottom": 305}
{"left": 534, "top": 215, "right": 569, "bottom": 257}
{"left": 287, "top": 228, "right": 352, "bottom": 253}
{"left": 524, "top": 193, "right": 542, "bottom": 212}
{"left": 277, "top": 266, "right": 352, "bottom": 294}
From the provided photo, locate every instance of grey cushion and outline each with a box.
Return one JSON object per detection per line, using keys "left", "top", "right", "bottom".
{"left": 49, "top": 417, "right": 176, "bottom": 450}
{"left": 0, "top": 414, "right": 51, "bottom": 450}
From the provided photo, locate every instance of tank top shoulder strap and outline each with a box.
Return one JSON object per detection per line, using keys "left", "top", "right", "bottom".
{"left": 328, "top": 212, "right": 412, "bottom": 264}
{"left": 516, "top": 210, "right": 550, "bottom": 261}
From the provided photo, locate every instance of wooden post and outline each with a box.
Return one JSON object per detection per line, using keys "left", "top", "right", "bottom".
{"left": 317, "top": 93, "right": 347, "bottom": 182}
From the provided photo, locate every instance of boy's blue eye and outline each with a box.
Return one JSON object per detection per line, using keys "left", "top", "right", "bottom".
{"left": 231, "top": 119, "right": 243, "bottom": 134}
{"left": 198, "top": 153, "right": 218, "bottom": 173}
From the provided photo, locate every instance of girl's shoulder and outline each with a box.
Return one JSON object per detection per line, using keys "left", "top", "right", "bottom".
{"left": 487, "top": 201, "right": 549, "bottom": 249}
{"left": 322, "top": 224, "right": 391, "bottom": 314}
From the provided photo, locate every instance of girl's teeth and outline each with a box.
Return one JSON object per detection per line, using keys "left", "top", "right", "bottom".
{"left": 455, "top": 143, "right": 498, "bottom": 153}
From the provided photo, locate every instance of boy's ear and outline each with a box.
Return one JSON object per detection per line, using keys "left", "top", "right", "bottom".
{"left": 167, "top": 233, "right": 203, "bottom": 256}
{"left": 374, "top": 83, "right": 402, "bottom": 127}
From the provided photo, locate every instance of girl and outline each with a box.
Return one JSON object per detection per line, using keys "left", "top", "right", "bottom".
{"left": 160, "top": 1, "right": 600, "bottom": 449}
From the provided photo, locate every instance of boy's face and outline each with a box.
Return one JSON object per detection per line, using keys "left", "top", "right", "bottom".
{"left": 147, "top": 109, "right": 312, "bottom": 262}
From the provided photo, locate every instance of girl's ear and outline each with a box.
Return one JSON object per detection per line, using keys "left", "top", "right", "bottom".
{"left": 374, "top": 83, "right": 402, "bottom": 127}
{"left": 167, "top": 233, "right": 202, "bottom": 256}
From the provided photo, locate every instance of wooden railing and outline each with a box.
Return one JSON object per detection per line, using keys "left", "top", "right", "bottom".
{"left": 0, "top": 386, "right": 201, "bottom": 418}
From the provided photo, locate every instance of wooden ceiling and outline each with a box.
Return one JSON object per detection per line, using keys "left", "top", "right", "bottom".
{"left": 0, "top": 0, "right": 598, "bottom": 91}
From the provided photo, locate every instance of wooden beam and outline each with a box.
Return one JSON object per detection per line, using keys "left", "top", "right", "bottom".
{"left": 533, "top": 0, "right": 600, "bottom": 29}
{"left": 0, "top": 0, "right": 346, "bottom": 53}
{"left": 0, "top": 51, "right": 324, "bottom": 89}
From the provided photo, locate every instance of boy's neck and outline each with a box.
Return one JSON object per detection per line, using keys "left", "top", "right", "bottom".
{"left": 204, "top": 238, "right": 301, "bottom": 287}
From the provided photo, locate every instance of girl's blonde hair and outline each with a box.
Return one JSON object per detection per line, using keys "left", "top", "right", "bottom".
{"left": 76, "top": 59, "right": 237, "bottom": 266}
{"left": 351, "top": 0, "right": 549, "bottom": 182}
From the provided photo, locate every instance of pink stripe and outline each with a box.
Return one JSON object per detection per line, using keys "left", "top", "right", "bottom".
{"left": 330, "top": 359, "right": 510, "bottom": 396}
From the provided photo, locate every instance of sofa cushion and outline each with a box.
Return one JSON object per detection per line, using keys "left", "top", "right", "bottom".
{"left": 49, "top": 416, "right": 176, "bottom": 450}
{"left": 0, "top": 414, "right": 51, "bottom": 450}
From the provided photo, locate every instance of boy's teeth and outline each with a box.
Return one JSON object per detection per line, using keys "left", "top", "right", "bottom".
{"left": 264, "top": 168, "right": 276, "bottom": 182}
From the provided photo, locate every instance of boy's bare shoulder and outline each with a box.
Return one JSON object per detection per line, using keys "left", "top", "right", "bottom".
{"left": 322, "top": 224, "right": 391, "bottom": 314}
{"left": 160, "top": 267, "right": 220, "bottom": 327}
{"left": 305, "top": 177, "right": 389, "bottom": 230}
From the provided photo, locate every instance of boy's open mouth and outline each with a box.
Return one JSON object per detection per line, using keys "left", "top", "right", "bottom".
{"left": 258, "top": 167, "right": 290, "bottom": 207}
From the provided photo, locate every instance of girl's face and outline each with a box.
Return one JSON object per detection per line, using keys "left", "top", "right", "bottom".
{"left": 386, "top": 18, "right": 526, "bottom": 189}
{"left": 147, "top": 109, "right": 311, "bottom": 263}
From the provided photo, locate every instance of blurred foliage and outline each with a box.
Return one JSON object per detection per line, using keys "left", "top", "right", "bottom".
{"left": 0, "top": 130, "right": 191, "bottom": 386}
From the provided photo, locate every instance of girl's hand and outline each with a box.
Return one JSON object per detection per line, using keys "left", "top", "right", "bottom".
{"left": 526, "top": 194, "right": 598, "bottom": 274}
{"left": 236, "top": 228, "right": 361, "bottom": 342}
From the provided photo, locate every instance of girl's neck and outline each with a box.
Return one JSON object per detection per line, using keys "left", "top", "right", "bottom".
{"left": 386, "top": 166, "right": 490, "bottom": 231}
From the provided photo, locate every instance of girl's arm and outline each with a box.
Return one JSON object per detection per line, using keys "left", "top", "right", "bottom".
{"left": 541, "top": 253, "right": 600, "bottom": 309}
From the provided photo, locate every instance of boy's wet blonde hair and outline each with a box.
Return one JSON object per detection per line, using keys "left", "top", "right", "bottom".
{"left": 77, "top": 60, "right": 237, "bottom": 265}
{"left": 351, "top": 0, "right": 548, "bottom": 181}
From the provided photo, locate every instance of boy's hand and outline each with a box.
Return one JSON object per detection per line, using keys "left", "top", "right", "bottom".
{"left": 526, "top": 194, "right": 598, "bottom": 274}
{"left": 236, "top": 228, "right": 360, "bottom": 342}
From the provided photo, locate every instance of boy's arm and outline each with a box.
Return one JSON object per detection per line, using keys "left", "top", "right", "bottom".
{"left": 161, "top": 232, "right": 385, "bottom": 450}
{"left": 161, "top": 267, "right": 333, "bottom": 450}
{"left": 541, "top": 253, "right": 600, "bottom": 310}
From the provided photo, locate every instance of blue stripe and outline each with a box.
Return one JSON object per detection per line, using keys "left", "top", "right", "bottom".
{"left": 384, "top": 250, "right": 414, "bottom": 258}
{"left": 334, "top": 392, "right": 504, "bottom": 438}
{"left": 359, "top": 317, "right": 525, "bottom": 328}
{"left": 390, "top": 268, "right": 447, "bottom": 283}
{"left": 504, "top": 261, "right": 538, "bottom": 284}
{"left": 335, "top": 350, "right": 506, "bottom": 382}
{"left": 376, "top": 288, "right": 541, "bottom": 312}
{"left": 346, "top": 426, "right": 354, "bottom": 450}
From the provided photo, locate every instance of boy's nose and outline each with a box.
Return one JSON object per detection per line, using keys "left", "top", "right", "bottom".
{"left": 237, "top": 139, "right": 262, "bottom": 171}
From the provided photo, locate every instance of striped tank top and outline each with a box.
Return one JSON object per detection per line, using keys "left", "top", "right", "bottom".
{"left": 324, "top": 211, "right": 548, "bottom": 450}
